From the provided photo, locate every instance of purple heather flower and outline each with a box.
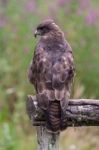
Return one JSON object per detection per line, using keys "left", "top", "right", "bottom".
{"left": 78, "top": 0, "right": 90, "bottom": 10}
{"left": 77, "top": 0, "right": 90, "bottom": 16}
{"left": 58, "top": 0, "right": 71, "bottom": 6}
{"left": 25, "top": 0, "right": 36, "bottom": 12}
{"left": 85, "top": 9, "right": 99, "bottom": 26}
{"left": 0, "top": 16, "right": 6, "bottom": 27}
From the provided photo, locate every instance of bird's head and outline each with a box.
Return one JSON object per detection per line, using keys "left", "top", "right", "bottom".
{"left": 34, "top": 19, "right": 61, "bottom": 38}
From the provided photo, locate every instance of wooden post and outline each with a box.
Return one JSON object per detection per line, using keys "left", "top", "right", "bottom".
{"left": 37, "top": 126, "right": 59, "bottom": 150}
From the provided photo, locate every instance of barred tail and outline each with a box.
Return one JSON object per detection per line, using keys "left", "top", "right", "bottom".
{"left": 46, "top": 100, "right": 61, "bottom": 133}
{"left": 46, "top": 100, "right": 68, "bottom": 133}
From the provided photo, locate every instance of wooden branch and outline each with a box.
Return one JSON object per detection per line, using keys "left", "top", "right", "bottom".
{"left": 26, "top": 95, "right": 99, "bottom": 150}
{"left": 26, "top": 95, "right": 99, "bottom": 127}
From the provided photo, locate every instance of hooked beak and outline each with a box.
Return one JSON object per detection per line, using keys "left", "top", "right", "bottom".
{"left": 34, "top": 30, "right": 41, "bottom": 38}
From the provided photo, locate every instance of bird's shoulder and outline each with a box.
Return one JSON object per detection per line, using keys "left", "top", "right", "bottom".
{"left": 33, "top": 41, "right": 74, "bottom": 67}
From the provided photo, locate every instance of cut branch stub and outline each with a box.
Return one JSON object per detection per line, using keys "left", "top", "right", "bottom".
{"left": 26, "top": 95, "right": 45, "bottom": 125}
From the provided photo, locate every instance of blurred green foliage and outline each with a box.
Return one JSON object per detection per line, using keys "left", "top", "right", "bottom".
{"left": 0, "top": 0, "right": 99, "bottom": 149}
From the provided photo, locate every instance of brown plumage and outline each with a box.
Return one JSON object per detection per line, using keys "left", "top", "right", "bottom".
{"left": 28, "top": 19, "right": 75, "bottom": 133}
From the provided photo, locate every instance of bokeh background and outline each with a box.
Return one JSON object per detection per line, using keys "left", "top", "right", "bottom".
{"left": 0, "top": 0, "right": 99, "bottom": 149}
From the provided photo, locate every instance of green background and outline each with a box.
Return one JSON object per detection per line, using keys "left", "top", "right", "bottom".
{"left": 0, "top": 0, "right": 99, "bottom": 149}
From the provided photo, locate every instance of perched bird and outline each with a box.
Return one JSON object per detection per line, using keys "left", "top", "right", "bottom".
{"left": 28, "top": 19, "right": 75, "bottom": 133}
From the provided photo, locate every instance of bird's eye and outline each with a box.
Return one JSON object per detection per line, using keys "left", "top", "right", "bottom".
{"left": 37, "top": 26, "right": 44, "bottom": 30}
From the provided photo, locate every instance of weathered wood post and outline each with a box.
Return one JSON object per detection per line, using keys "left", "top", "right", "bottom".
{"left": 26, "top": 95, "right": 99, "bottom": 149}
{"left": 37, "top": 126, "right": 59, "bottom": 150}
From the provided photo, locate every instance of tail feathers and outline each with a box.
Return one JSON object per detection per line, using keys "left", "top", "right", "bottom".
{"left": 46, "top": 101, "right": 61, "bottom": 133}
{"left": 46, "top": 100, "right": 67, "bottom": 133}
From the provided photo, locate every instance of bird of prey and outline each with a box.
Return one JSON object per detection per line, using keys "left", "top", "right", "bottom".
{"left": 28, "top": 19, "right": 75, "bottom": 133}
